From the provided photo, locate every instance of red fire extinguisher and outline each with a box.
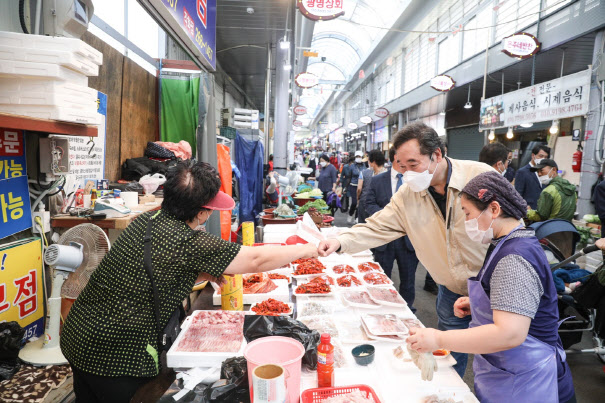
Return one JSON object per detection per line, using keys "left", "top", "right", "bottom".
{"left": 572, "top": 146, "right": 583, "bottom": 173}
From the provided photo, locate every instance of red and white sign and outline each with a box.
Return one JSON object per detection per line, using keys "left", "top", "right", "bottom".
{"left": 293, "top": 105, "right": 307, "bottom": 115}
{"left": 375, "top": 108, "right": 389, "bottom": 118}
{"left": 347, "top": 123, "right": 358, "bottom": 130}
{"left": 502, "top": 32, "right": 541, "bottom": 59}
{"left": 430, "top": 75, "right": 456, "bottom": 92}
{"left": 295, "top": 72, "right": 320, "bottom": 89}
{"left": 293, "top": 120, "right": 303, "bottom": 127}
{"left": 297, "top": 0, "right": 345, "bottom": 22}
{"left": 360, "top": 116, "right": 373, "bottom": 124}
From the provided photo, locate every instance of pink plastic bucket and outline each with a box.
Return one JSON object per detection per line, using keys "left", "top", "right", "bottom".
{"left": 244, "top": 336, "right": 305, "bottom": 403}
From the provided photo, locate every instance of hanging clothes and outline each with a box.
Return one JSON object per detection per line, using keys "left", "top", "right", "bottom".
{"left": 217, "top": 144, "right": 233, "bottom": 241}
{"left": 235, "top": 134, "right": 264, "bottom": 224}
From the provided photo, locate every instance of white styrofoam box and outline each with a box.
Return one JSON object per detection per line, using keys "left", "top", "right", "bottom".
{"left": 0, "top": 45, "right": 99, "bottom": 76}
{"left": 0, "top": 31, "right": 102, "bottom": 66}
{"left": 0, "top": 60, "right": 88, "bottom": 86}
{"left": 0, "top": 89, "right": 97, "bottom": 110}
{"left": 0, "top": 77, "right": 97, "bottom": 100}
{"left": 212, "top": 279, "right": 290, "bottom": 306}
{"left": 0, "top": 104, "right": 100, "bottom": 125}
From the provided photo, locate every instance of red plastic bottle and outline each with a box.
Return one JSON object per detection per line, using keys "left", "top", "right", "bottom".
{"left": 317, "top": 333, "right": 334, "bottom": 388}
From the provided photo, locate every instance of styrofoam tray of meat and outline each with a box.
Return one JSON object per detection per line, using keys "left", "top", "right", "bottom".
{"left": 361, "top": 272, "right": 394, "bottom": 287}
{"left": 167, "top": 310, "right": 246, "bottom": 369}
{"left": 361, "top": 319, "right": 407, "bottom": 343}
{"left": 341, "top": 289, "right": 381, "bottom": 309}
{"left": 335, "top": 274, "right": 364, "bottom": 288}
{"left": 212, "top": 279, "right": 290, "bottom": 305}
{"left": 361, "top": 313, "right": 408, "bottom": 336}
{"left": 336, "top": 320, "right": 373, "bottom": 344}
{"left": 357, "top": 261, "right": 384, "bottom": 273}
{"left": 330, "top": 263, "right": 358, "bottom": 275}
{"left": 367, "top": 286, "right": 407, "bottom": 307}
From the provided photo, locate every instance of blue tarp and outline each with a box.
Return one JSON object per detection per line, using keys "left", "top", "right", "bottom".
{"left": 235, "top": 133, "right": 264, "bottom": 224}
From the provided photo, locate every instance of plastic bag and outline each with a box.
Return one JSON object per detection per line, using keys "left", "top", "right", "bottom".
{"left": 139, "top": 173, "right": 167, "bottom": 195}
{"left": 243, "top": 316, "right": 321, "bottom": 370}
{"left": 0, "top": 321, "right": 24, "bottom": 381}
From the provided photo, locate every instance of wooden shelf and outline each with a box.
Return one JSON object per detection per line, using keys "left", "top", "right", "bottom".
{"left": 0, "top": 112, "right": 98, "bottom": 137}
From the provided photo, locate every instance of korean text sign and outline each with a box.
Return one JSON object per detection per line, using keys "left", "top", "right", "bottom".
{"left": 0, "top": 239, "right": 44, "bottom": 340}
{"left": 480, "top": 69, "right": 591, "bottom": 130}
{"left": 0, "top": 176, "right": 32, "bottom": 239}
{"left": 158, "top": 0, "right": 217, "bottom": 69}
{"left": 0, "top": 129, "right": 26, "bottom": 181}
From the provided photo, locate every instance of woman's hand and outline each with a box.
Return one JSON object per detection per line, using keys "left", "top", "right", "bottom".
{"left": 302, "top": 243, "right": 319, "bottom": 259}
{"left": 406, "top": 327, "right": 442, "bottom": 354}
{"left": 196, "top": 272, "right": 227, "bottom": 287}
{"left": 453, "top": 297, "right": 471, "bottom": 318}
{"left": 596, "top": 237, "right": 605, "bottom": 251}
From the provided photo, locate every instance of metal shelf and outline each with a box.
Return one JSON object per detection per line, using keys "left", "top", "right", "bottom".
{"left": 0, "top": 112, "right": 98, "bottom": 137}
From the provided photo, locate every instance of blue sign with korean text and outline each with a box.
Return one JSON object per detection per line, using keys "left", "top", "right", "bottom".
{"left": 0, "top": 176, "right": 32, "bottom": 239}
{"left": 0, "top": 129, "right": 26, "bottom": 181}
{"left": 159, "top": 0, "right": 217, "bottom": 69}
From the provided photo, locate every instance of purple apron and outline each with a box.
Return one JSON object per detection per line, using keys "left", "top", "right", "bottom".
{"left": 469, "top": 227, "right": 564, "bottom": 403}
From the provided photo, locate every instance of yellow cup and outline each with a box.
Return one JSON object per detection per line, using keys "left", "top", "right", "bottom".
{"left": 221, "top": 274, "right": 243, "bottom": 311}
{"left": 242, "top": 221, "right": 255, "bottom": 246}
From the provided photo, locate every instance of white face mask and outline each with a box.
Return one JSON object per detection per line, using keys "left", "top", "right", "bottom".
{"left": 464, "top": 209, "right": 495, "bottom": 244}
{"left": 194, "top": 212, "right": 210, "bottom": 231}
{"left": 539, "top": 168, "right": 553, "bottom": 185}
{"left": 497, "top": 163, "right": 506, "bottom": 176}
{"left": 355, "top": 157, "right": 362, "bottom": 163}
{"left": 534, "top": 158, "right": 543, "bottom": 165}
{"left": 403, "top": 155, "right": 439, "bottom": 192}
{"left": 320, "top": 161, "right": 328, "bottom": 167}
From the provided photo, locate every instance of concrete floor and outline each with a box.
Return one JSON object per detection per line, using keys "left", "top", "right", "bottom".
{"left": 332, "top": 209, "right": 605, "bottom": 402}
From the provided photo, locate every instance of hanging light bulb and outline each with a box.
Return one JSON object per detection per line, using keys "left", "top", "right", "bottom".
{"left": 280, "top": 40, "right": 290, "bottom": 50}
{"left": 488, "top": 130, "right": 495, "bottom": 141}
{"left": 549, "top": 120, "right": 560, "bottom": 134}
{"left": 464, "top": 85, "right": 472, "bottom": 109}
{"left": 506, "top": 127, "right": 514, "bottom": 139}
{"left": 283, "top": 63, "right": 292, "bottom": 71}
{"left": 520, "top": 123, "right": 533, "bottom": 128}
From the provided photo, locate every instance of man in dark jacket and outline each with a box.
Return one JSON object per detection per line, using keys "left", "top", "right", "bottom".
{"left": 593, "top": 177, "right": 605, "bottom": 237}
{"left": 527, "top": 159, "right": 577, "bottom": 222}
{"left": 364, "top": 148, "right": 419, "bottom": 311}
{"left": 514, "top": 144, "right": 550, "bottom": 209}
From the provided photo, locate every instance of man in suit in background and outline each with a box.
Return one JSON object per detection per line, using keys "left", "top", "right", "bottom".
{"left": 364, "top": 148, "right": 420, "bottom": 312}
{"left": 514, "top": 144, "right": 550, "bottom": 209}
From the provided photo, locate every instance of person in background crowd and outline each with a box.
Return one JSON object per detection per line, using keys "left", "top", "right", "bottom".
{"left": 307, "top": 151, "right": 319, "bottom": 179}
{"left": 338, "top": 156, "right": 353, "bottom": 214}
{"left": 318, "top": 122, "right": 493, "bottom": 377}
{"left": 346, "top": 150, "right": 366, "bottom": 224}
{"left": 364, "top": 147, "right": 419, "bottom": 311}
{"left": 60, "top": 161, "right": 318, "bottom": 403}
{"left": 268, "top": 154, "right": 274, "bottom": 173}
{"left": 479, "top": 143, "right": 511, "bottom": 175}
{"left": 504, "top": 150, "right": 516, "bottom": 183}
{"left": 330, "top": 152, "right": 339, "bottom": 170}
{"left": 515, "top": 144, "right": 550, "bottom": 209}
{"left": 527, "top": 159, "right": 577, "bottom": 222}
{"left": 318, "top": 154, "right": 338, "bottom": 204}
{"left": 357, "top": 150, "right": 387, "bottom": 224}
{"left": 593, "top": 174, "right": 605, "bottom": 239}
{"left": 265, "top": 171, "right": 280, "bottom": 204}
{"left": 407, "top": 171, "right": 575, "bottom": 403}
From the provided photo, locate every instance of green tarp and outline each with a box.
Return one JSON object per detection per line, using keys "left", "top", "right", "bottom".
{"left": 160, "top": 77, "right": 200, "bottom": 153}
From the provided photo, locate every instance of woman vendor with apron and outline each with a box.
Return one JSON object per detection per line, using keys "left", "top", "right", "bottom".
{"left": 407, "top": 171, "right": 575, "bottom": 403}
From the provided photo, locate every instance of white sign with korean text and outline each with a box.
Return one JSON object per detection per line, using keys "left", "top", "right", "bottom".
{"left": 479, "top": 69, "right": 591, "bottom": 130}
{"left": 297, "top": 0, "right": 345, "bottom": 21}
{"left": 295, "top": 72, "right": 320, "bottom": 88}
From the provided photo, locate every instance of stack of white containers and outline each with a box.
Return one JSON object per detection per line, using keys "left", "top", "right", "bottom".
{"left": 0, "top": 31, "right": 103, "bottom": 125}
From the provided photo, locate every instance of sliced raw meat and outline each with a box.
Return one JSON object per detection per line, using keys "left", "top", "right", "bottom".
{"left": 342, "top": 290, "right": 380, "bottom": 307}
{"left": 177, "top": 311, "right": 244, "bottom": 352}
{"left": 368, "top": 287, "right": 406, "bottom": 305}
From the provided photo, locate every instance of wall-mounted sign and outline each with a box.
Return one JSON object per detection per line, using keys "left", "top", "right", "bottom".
{"left": 295, "top": 72, "right": 320, "bottom": 89}
{"left": 303, "top": 50, "right": 319, "bottom": 57}
{"left": 147, "top": 0, "right": 217, "bottom": 70}
{"left": 374, "top": 125, "right": 388, "bottom": 143}
{"left": 293, "top": 105, "right": 307, "bottom": 115}
{"left": 375, "top": 108, "right": 389, "bottom": 118}
{"left": 293, "top": 120, "right": 303, "bottom": 127}
{"left": 360, "top": 116, "right": 373, "bottom": 124}
{"left": 297, "top": 0, "right": 345, "bottom": 22}
{"left": 347, "top": 123, "right": 358, "bottom": 130}
{"left": 0, "top": 129, "right": 26, "bottom": 181}
{"left": 328, "top": 123, "right": 340, "bottom": 131}
{"left": 479, "top": 69, "right": 591, "bottom": 130}
{"left": 502, "top": 32, "right": 541, "bottom": 59}
{"left": 430, "top": 75, "right": 456, "bottom": 92}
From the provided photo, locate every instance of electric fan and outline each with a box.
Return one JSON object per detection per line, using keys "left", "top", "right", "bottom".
{"left": 19, "top": 224, "right": 110, "bottom": 365}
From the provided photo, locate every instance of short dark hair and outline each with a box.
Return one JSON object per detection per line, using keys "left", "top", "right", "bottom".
{"left": 392, "top": 122, "right": 444, "bottom": 157}
{"left": 532, "top": 144, "right": 551, "bottom": 157}
{"left": 269, "top": 154, "right": 273, "bottom": 161}
{"left": 368, "top": 149, "right": 385, "bottom": 166}
{"left": 479, "top": 143, "right": 509, "bottom": 167}
{"left": 320, "top": 154, "right": 330, "bottom": 162}
{"left": 162, "top": 161, "right": 221, "bottom": 222}
{"left": 389, "top": 147, "right": 396, "bottom": 163}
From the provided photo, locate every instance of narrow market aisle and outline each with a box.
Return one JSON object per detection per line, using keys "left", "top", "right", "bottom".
{"left": 332, "top": 210, "right": 605, "bottom": 401}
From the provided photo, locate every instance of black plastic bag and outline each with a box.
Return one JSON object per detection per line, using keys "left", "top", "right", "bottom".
{"left": 243, "top": 316, "right": 321, "bottom": 371}
{"left": 0, "top": 322, "right": 24, "bottom": 381}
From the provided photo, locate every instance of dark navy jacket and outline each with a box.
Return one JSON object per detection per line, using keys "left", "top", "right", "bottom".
{"left": 514, "top": 164, "right": 543, "bottom": 210}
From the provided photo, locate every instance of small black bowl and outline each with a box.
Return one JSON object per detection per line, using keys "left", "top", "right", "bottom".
{"left": 351, "top": 344, "right": 375, "bottom": 366}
